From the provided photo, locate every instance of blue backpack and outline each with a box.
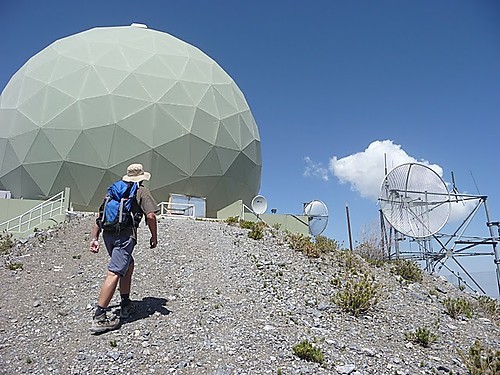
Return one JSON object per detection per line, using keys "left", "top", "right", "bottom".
{"left": 97, "top": 180, "right": 140, "bottom": 232}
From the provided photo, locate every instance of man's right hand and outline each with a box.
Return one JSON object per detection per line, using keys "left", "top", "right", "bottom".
{"left": 90, "top": 239, "right": 100, "bottom": 253}
{"left": 150, "top": 237, "right": 157, "bottom": 249}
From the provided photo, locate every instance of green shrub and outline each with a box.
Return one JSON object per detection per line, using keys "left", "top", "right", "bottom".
{"left": 334, "top": 273, "right": 380, "bottom": 316}
{"left": 224, "top": 216, "right": 239, "bottom": 226}
{"left": 248, "top": 226, "right": 264, "bottom": 240}
{"left": 405, "top": 327, "right": 437, "bottom": 348}
{"left": 239, "top": 220, "right": 255, "bottom": 230}
{"left": 444, "top": 297, "right": 473, "bottom": 319}
{"left": 285, "top": 233, "right": 318, "bottom": 257}
{"left": 429, "top": 288, "right": 439, "bottom": 297}
{"left": 330, "top": 274, "right": 342, "bottom": 288}
{"left": 285, "top": 233, "right": 343, "bottom": 258}
{"left": 336, "top": 250, "right": 362, "bottom": 272}
{"left": 292, "top": 339, "right": 324, "bottom": 364}
{"left": 239, "top": 220, "right": 266, "bottom": 240}
{"left": 476, "top": 296, "right": 499, "bottom": 322}
{"left": 0, "top": 232, "right": 14, "bottom": 254}
{"left": 7, "top": 262, "right": 23, "bottom": 270}
{"left": 460, "top": 340, "right": 500, "bottom": 375}
{"left": 315, "top": 235, "right": 340, "bottom": 253}
{"left": 391, "top": 259, "right": 423, "bottom": 283}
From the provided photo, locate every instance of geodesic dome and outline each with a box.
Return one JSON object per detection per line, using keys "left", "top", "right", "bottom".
{"left": 0, "top": 25, "right": 261, "bottom": 215}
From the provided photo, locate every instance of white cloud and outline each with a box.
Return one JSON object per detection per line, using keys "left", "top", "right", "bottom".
{"left": 329, "top": 140, "right": 443, "bottom": 201}
{"left": 305, "top": 140, "right": 474, "bottom": 226}
{"left": 303, "top": 156, "right": 329, "bottom": 181}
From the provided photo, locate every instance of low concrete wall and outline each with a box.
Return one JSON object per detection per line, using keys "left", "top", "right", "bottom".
{"left": 217, "top": 200, "right": 245, "bottom": 220}
{"left": 0, "top": 199, "right": 43, "bottom": 223}
{"left": 217, "top": 200, "right": 310, "bottom": 235}
{"left": 0, "top": 188, "right": 71, "bottom": 239}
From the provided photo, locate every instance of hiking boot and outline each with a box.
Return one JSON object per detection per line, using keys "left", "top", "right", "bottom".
{"left": 120, "top": 301, "right": 134, "bottom": 320}
{"left": 90, "top": 312, "right": 120, "bottom": 334}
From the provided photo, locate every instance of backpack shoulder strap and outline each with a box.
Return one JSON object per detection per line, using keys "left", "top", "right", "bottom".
{"left": 127, "top": 182, "right": 138, "bottom": 199}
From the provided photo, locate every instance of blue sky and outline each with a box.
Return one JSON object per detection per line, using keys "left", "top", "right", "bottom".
{"left": 1, "top": 1, "right": 499, "bottom": 295}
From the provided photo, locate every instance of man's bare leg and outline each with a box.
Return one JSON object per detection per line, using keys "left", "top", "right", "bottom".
{"left": 97, "top": 271, "right": 120, "bottom": 309}
{"left": 119, "top": 260, "right": 134, "bottom": 295}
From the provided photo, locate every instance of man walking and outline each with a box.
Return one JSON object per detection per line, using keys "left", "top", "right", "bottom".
{"left": 89, "top": 163, "right": 158, "bottom": 334}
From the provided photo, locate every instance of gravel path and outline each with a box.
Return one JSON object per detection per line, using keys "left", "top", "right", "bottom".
{"left": 0, "top": 214, "right": 498, "bottom": 374}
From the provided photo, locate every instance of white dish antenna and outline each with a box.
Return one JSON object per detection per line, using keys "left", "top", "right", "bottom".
{"left": 304, "top": 200, "right": 329, "bottom": 236}
{"left": 251, "top": 195, "right": 268, "bottom": 215}
{"left": 379, "top": 163, "right": 451, "bottom": 238}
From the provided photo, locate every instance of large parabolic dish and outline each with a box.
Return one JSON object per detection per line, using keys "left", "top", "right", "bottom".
{"left": 379, "top": 163, "right": 451, "bottom": 238}
{"left": 304, "top": 200, "right": 329, "bottom": 236}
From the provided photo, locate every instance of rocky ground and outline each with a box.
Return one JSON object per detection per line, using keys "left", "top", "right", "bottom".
{"left": 0, "top": 214, "right": 498, "bottom": 375}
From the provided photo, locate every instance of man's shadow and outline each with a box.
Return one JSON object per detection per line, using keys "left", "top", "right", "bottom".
{"left": 120, "top": 296, "right": 171, "bottom": 325}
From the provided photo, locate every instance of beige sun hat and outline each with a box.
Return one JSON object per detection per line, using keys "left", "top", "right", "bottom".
{"left": 122, "top": 163, "right": 151, "bottom": 182}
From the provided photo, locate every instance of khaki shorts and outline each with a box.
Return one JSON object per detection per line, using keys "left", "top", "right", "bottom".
{"left": 103, "top": 232, "right": 136, "bottom": 277}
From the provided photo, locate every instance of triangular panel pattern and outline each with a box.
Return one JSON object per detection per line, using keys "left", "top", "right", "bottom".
{"left": 214, "top": 147, "right": 240, "bottom": 174}
{"left": 41, "top": 85, "right": 76, "bottom": 125}
{"left": 191, "top": 108, "right": 219, "bottom": 144}
{"left": 1, "top": 110, "right": 38, "bottom": 138}
{"left": 157, "top": 104, "right": 195, "bottom": 134}
{"left": 78, "top": 66, "right": 111, "bottom": 99}
{"left": 133, "top": 72, "right": 177, "bottom": 102}
{"left": 153, "top": 104, "right": 187, "bottom": 146}
{"left": 51, "top": 163, "right": 83, "bottom": 205}
{"left": 108, "top": 127, "right": 152, "bottom": 165}
{"left": 18, "top": 76, "right": 47, "bottom": 107}
{"left": 44, "top": 102, "right": 83, "bottom": 130}
{"left": 43, "top": 128, "right": 82, "bottom": 160}
{"left": 50, "top": 55, "right": 89, "bottom": 83}
{"left": 0, "top": 142, "right": 21, "bottom": 175}
{"left": 24, "top": 129, "right": 63, "bottom": 163}
{"left": 10, "top": 129, "right": 43, "bottom": 163}
{"left": 193, "top": 148, "right": 222, "bottom": 177}
{"left": 18, "top": 165, "right": 49, "bottom": 199}
{"left": 197, "top": 87, "right": 220, "bottom": 118}
{"left": 50, "top": 66, "right": 90, "bottom": 98}
{"left": 79, "top": 95, "right": 114, "bottom": 129}
{"left": 188, "top": 135, "right": 213, "bottom": 173}
{"left": 159, "top": 81, "right": 194, "bottom": 106}
{"left": 66, "top": 162, "right": 106, "bottom": 204}
{"left": 93, "top": 65, "right": 129, "bottom": 93}
{"left": 150, "top": 151, "right": 188, "bottom": 189}
{"left": 66, "top": 132, "right": 106, "bottom": 166}
{"left": 23, "top": 161, "right": 63, "bottom": 196}
{"left": 81, "top": 124, "right": 116, "bottom": 167}
{"left": 154, "top": 136, "right": 191, "bottom": 174}
{"left": 117, "top": 104, "right": 155, "bottom": 146}
{"left": 214, "top": 123, "right": 239, "bottom": 150}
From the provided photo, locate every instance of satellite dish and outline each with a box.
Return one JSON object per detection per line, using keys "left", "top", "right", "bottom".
{"left": 251, "top": 195, "right": 268, "bottom": 215}
{"left": 304, "top": 200, "right": 329, "bottom": 236}
{"left": 379, "top": 163, "right": 451, "bottom": 238}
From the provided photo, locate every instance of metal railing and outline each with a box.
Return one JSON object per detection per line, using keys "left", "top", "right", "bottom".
{"left": 158, "top": 201, "right": 196, "bottom": 218}
{"left": 0, "top": 190, "right": 67, "bottom": 233}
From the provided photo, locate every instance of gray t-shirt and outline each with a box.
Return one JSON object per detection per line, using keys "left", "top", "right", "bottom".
{"left": 125, "top": 185, "right": 159, "bottom": 240}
